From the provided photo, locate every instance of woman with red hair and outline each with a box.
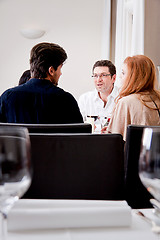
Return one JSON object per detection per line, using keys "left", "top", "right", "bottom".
{"left": 105, "top": 55, "right": 160, "bottom": 140}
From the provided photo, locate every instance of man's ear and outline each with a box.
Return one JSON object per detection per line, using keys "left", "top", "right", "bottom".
{"left": 48, "top": 66, "right": 55, "bottom": 76}
{"left": 112, "top": 74, "right": 116, "bottom": 83}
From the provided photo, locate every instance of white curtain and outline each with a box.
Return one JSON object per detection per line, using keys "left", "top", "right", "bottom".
{"left": 114, "top": 0, "right": 145, "bottom": 87}
{"left": 131, "top": 0, "right": 144, "bottom": 55}
{"left": 114, "top": 0, "right": 126, "bottom": 87}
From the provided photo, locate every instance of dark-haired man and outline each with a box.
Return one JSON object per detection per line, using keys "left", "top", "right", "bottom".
{"left": 78, "top": 60, "right": 118, "bottom": 131}
{"left": 0, "top": 42, "right": 83, "bottom": 123}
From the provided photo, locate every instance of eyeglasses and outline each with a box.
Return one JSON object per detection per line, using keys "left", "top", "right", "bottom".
{"left": 91, "top": 74, "right": 111, "bottom": 79}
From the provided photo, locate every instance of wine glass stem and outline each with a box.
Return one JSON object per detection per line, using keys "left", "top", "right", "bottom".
{"left": 0, "top": 212, "right": 7, "bottom": 240}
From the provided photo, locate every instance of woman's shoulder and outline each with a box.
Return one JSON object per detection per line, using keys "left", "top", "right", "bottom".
{"left": 118, "top": 93, "right": 140, "bottom": 104}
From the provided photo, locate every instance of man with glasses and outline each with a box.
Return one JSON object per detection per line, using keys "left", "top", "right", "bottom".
{"left": 78, "top": 60, "right": 118, "bottom": 131}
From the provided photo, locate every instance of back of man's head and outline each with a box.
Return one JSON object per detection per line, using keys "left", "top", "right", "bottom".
{"left": 92, "top": 60, "right": 116, "bottom": 77}
{"left": 30, "top": 42, "right": 67, "bottom": 79}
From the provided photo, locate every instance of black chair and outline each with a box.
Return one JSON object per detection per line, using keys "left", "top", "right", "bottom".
{"left": 124, "top": 124, "right": 158, "bottom": 209}
{"left": 23, "top": 133, "right": 125, "bottom": 200}
{"left": 0, "top": 122, "right": 92, "bottom": 133}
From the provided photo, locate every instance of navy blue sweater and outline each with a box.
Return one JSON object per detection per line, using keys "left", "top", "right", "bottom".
{"left": 0, "top": 78, "right": 83, "bottom": 124}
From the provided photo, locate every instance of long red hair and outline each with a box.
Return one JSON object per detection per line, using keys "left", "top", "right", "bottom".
{"left": 118, "top": 55, "right": 160, "bottom": 106}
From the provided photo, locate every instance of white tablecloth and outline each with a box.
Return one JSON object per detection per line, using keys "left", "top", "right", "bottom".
{"left": 0, "top": 200, "right": 159, "bottom": 240}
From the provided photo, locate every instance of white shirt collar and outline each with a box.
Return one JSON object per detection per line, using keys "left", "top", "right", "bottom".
{"left": 94, "top": 85, "right": 119, "bottom": 101}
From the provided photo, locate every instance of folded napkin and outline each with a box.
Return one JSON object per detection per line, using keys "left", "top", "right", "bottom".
{"left": 8, "top": 199, "right": 131, "bottom": 231}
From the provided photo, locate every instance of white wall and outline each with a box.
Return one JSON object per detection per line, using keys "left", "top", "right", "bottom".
{"left": 0, "top": 0, "right": 106, "bottom": 100}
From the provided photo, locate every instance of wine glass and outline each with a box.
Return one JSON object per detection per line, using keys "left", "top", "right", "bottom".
{"left": 100, "top": 116, "right": 111, "bottom": 134}
{"left": 101, "top": 116, "right": 111, "bottom": 128}
{"left": 0, "top": 126, "right": 32, "bottom": 239}
{"left": 139, "top": 127, "right": 160, "bottom": 210}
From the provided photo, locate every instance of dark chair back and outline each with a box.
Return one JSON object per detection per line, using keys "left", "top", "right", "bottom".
{"left": 23, "top": 133, "right": 125, "bottom": 200}
{"left": 0, "top": 122, "right": 92, "bottom": 133}
{"left": 124, "top": 124, "right": 155, "bottom": 208}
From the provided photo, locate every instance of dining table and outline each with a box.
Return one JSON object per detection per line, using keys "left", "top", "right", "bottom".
{"left": 1, "top": 199, "right": 160, "bottom": 240}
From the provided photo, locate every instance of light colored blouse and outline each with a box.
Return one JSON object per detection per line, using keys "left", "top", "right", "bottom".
{"left": 107, "top": 93, "right": 160, "bottom": 140}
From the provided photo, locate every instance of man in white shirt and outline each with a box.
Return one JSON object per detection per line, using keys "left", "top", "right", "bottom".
{"left": 78, "top": 60, "right": 118, "bottom": 125}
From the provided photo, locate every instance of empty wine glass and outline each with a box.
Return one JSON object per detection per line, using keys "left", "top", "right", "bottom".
{"left": 139, "top": 127, "right": 160, "bottom": 210}
{"left": 0, "top": 126, "right": 32, "bottom": 239}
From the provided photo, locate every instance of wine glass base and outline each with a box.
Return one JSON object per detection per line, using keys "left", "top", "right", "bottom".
{"left": 150, "top": 199, "right": 160, "bottom": 218}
